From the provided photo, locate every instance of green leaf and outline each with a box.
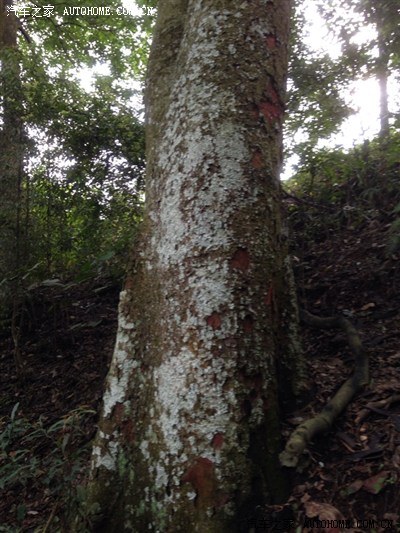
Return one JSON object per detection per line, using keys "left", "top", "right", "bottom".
{"left": 16, "top": 503, "right": 27, "bottom": 522}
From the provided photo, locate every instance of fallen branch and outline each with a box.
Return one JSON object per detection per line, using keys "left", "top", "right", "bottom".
{"left": 356, "top": 394, "right": 400, "bottom": 424}
{"left": 282, "top": 189, "right": 335, "bottom": 212}
{"left": 279, "top": 309, "right": 369, "bottom": 468}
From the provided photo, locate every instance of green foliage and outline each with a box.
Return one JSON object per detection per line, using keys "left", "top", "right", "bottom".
{"left": 286, "top": 0, "right": 400, "bottom": 164}
{"left": 0, "top": 2, "right": 149, "bottom": 284}
{"left": 316, "top": 0, "right": 400, "bottom": 69}
{"left": 0, "top": 403, "right": 96, "bottom": 531}
{"left": 316, "top": 0, "right": 399, "bottom": 135}
{"left": 286, "top": 1, "right": 355, "bottom": 155}
{"left": 285, "top": 131, "right": 400, "bottom": 251}
{"left": 18, "top": 0, "right": 155, "bottom": 78}
{"left": 287, "top": 130, "right": 400, "bottom": 197}
{"left": 27, "top": 164, "right": 144, "bottom": 279}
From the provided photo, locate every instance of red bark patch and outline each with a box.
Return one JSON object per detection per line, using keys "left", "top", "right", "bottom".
{"left": 122, "top": 418, "right": 135, "bottom": 443}
{"left": 231, "top": 248, "right": 250, "bottom": 272}
{"left": 265, "top": 34, "right": 277, "bottom": 49}
{"left": 242, "top": 315, "right": 254, "bottom": 334}
{"left": 251, "top": 149, "right": 264, "bottom": 169}
{"left": 181, "top": 457, "right": 214, "bottom": 486}
{"left": 267, "top": 83, "right": 280, "bottom": 105}
{"left": 259, "top": 83, "right": 282, "bottom": 123}
{"left": 124, "top": 277, "right": 134, "bottom": 290}
{"left": 112, "top": 402, "right": 125, "bottom": 423}
{"left": 211, "top": 432, "right": 224, "bottom": 450}
{"left": 206, "top": 312, "right": 222, "bottom": 330}
{"left": 181, "top": 457, "right": 217, "bottom": 508}
{"left": 265, "top": 284, "right": 273, "bottom": 306}
{"left": 259, "top": 99, "right": 281, "bottom": 123}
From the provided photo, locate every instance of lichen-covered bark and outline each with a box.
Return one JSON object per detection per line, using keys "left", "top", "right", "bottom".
{"left": 82, "top": 1, "right": 303, "bottom": 531}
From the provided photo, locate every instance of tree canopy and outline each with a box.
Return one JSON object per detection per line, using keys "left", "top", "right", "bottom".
{"left": 0, "top": 0, "right": 398, "bottom": 291}
{"left": 1, "top": 1, "right": 155, "bottom": 286}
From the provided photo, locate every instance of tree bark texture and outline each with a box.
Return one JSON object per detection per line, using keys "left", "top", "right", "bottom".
{"left": 0, "top": 0, "right": 24, "bottom": 318}
{"left": 84, "top": 1, "right": 303, "bottom": 531}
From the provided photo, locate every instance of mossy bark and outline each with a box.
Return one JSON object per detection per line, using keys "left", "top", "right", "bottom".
{"left": 0, "top": 1, "right": 24, "bottom": 322}
{"left": 79, "top": 1, "right": 303, "bottom": 531}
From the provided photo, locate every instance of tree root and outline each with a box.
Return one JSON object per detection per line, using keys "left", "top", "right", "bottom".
{"left": 279, "top": 309, "right": 369, "bottom": 468}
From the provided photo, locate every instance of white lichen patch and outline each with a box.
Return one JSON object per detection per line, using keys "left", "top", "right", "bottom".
{"left": 139, "top": 3, "right": 276, "bottom": 507}
{"left": 90, "top": 316, "right": 134, "bottom": 471}
{"left": 155, "top": 464, "right": 168, "bottom": 489}
{"left": 140, "top": 439, "right": 150, "bottom": 461}
{"left": 249, "top": 398, "right": 265, "bottom": 426}
{"left": 150, "top": 339, "right": 245, "bottom": 493}
{"left": 186, "top": 490, "right": 197, "bottom": 501}
{"left": 150, "top": 5, "right": 254, "bottom": 276}
{"left": 102, "top": 291, "right": 138, "bottom": 419}
{"left": 92, "top": 433, "right": 120, "bottom": 471}
{"left": 92, "top": 445, "right": 116, "bottom": 471}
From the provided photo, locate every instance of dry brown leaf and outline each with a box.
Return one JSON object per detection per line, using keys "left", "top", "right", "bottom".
{"left": 363, "top": 470, "right": 390, "bottom": 494}
{"left": 304, "top": 501, "right": 346, "bottom": 533}
{"left": 346, "top": 479, "right": 363, "bottom": 494}
{"left": 360, "top": 302, "right": 376, "bottom": 311}
{"left": 304, "top": 501, "right": 344, "bottom": 520}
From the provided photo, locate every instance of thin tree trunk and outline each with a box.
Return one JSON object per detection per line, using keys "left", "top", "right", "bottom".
{"left": 377, "top": 36, "right": 389, "bottom": 138}
{"left": 0, "top": 0, "right": 24, "bottom": 322}
{"left": 80, "top": 1, "right": 303, "bottom": 531}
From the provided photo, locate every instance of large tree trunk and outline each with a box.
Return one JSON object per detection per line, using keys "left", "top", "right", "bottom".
{"left": 82, "top": 1, "right": 303, "bottom": 531}
{"left": 0, "top": 0, "right": 24, "bottom": 320}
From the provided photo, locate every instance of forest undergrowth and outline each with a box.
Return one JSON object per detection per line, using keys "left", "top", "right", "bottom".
{"left": 0, "top": 138, "right": 399, "bottom": 532}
